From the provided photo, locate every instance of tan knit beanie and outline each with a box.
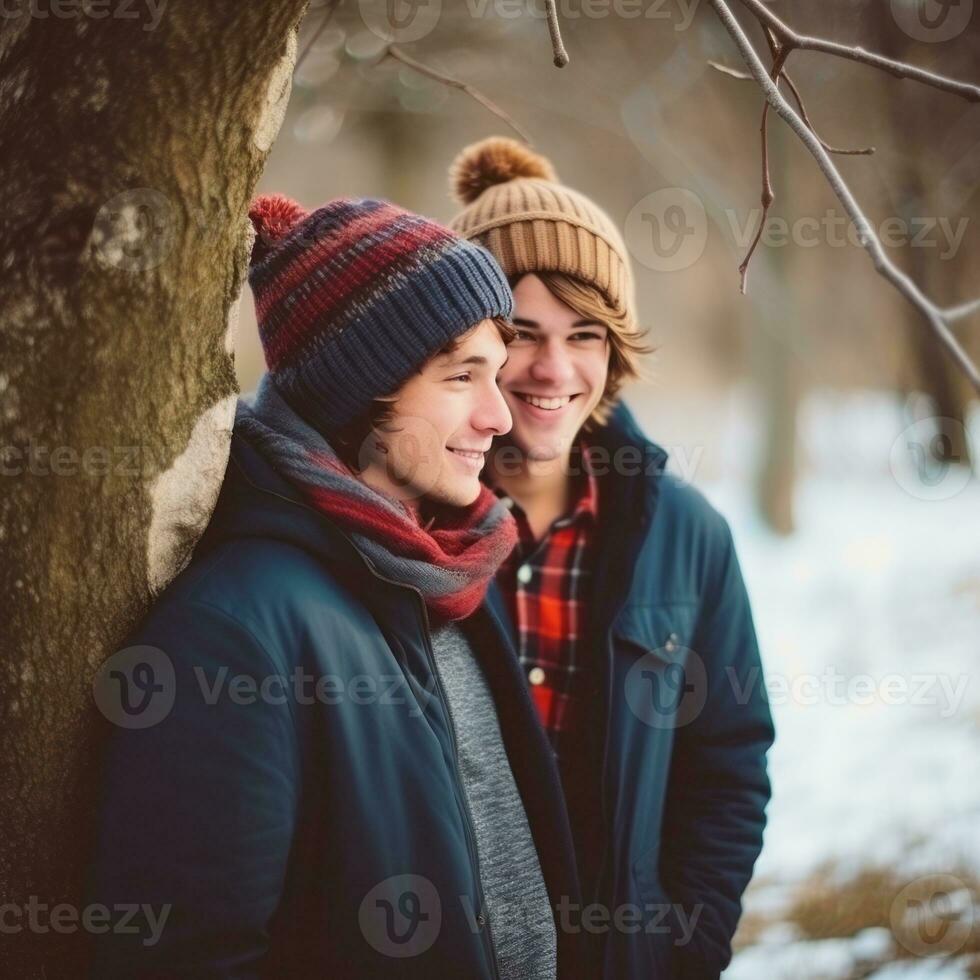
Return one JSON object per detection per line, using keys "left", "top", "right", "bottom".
{"left": 448, "top": 137, "right": 635, "bottom": 323}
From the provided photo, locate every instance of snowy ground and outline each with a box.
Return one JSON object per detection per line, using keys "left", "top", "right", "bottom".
{"left": 628, "top": 386, "right": 980, "bottom": 978}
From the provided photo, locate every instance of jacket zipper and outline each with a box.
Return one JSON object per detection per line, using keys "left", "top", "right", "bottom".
{"left": 226, "top": 461, "right": 502, "bottom": 980}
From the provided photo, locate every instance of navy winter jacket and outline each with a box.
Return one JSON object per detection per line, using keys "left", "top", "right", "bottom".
{"left": 514, "top": 402, "right": 775, "bottom": 979}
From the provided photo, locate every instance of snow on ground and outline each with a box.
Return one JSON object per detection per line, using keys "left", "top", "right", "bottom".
{"left": 627, "top": 385, "right": 980, "bottom": 978}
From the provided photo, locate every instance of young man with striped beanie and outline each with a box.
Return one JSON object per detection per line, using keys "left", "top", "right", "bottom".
{"left": 87, "top": 195, "right": 584, "bottom": 978}
{"left": 450, "top": 138, "right": 775, "bottom": 980}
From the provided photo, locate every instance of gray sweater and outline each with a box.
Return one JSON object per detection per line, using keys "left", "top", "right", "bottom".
{"left": 429, "top": 622, "right": 557, "bottom": 980}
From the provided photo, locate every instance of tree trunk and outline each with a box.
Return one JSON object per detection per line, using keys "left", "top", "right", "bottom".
{"left": 0, "top": 3, "right": 310, "bottom": 975}
{"left": 873, "top": 6, "right": 975, "bottom": 469}
{"left": 751, "top": 121, "right": 801, "bottom": 535}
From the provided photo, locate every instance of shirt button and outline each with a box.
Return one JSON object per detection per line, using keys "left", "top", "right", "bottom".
{"left": 499, "top": 496, "right": 514, "bottom": 509}
{"left": 664, "top": 632, "right": 680, "bottom": 653}
{"left": 516, "top": 564, "right": 533, "bottom": 584}
{"left": 528, "top": 667, "right": 546, "bottom": 686}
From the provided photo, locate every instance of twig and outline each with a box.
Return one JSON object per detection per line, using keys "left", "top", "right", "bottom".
{"left": 709, "top": 60, "right": 876, "bottom": 156}
{"left": 708, "top": 0, "right": 980, "bottom": 394}
{"left": 779, "top": 72, "right": 874, "bottom": 156}
{"left": 944, "top": 298, "right": 980, "bottom": 325}
{"left": 385, "top": 45, "right": 532, "bottom": 144}
{"left": 544, "top": 0, "right": 569, "bottom": 68}
{"left": 734, "top": 0, "right": 980, "bottom": 102}
{"left": 739, "top": 43, "right": 787, "bottom": 293}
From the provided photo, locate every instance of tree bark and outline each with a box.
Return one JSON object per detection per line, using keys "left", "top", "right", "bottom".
{"left": 0, "top": 3, "right": 310, "bottom": 974}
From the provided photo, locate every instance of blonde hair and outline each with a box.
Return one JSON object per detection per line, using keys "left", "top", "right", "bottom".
{"left": 512, "top": 271, "right": 654, "bottom": 429}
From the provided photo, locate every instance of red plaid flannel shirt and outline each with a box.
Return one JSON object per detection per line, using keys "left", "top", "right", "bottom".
{"left": 492, "top": 453, "right": 600, "bottom": 767}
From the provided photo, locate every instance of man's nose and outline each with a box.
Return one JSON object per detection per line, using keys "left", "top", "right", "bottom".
{"left": 529, "top": 339, "right": 575, "bottom": 388}
{"left": 473, "top": 381, "right": 512, "bottom": 436}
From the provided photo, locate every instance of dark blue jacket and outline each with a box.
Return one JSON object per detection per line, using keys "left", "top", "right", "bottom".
{"left": 86, "top": 401, "right": 773, "bottom": 980}
{"left": 86, "top": 425, "right": 583, "bottom": 979}
{"left": 502, "top": 401, "right": 774, "bottom": 979}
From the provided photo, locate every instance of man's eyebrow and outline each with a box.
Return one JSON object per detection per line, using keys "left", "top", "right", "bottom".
{"left": 511, "top": 317, "right": 606, "bottom": 329}
{"left": 440, "top": 354, "right": 490, "bottom": 368}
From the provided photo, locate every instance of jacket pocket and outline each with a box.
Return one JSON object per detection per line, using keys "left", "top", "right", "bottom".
{"left": 614, "top": 602, "right": 706, "bottom": 729}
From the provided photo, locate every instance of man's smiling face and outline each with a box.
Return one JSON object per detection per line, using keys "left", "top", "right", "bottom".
{"left": 359, "top": 318, "right": 513, "bottom": 508}
{"left": 495, "top": 273, "right": 610, "bottom": 461}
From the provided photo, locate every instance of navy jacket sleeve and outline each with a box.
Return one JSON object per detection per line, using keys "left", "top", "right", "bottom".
{"left": 85, "top": 599, "right": 301, "bottom": 978}
{"left": 659, "top": 518, "right": 775, "bottom": 979}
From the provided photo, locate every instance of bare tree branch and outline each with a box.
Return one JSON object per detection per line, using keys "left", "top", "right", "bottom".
{"left": 708, "top": 0, "right": 980, "bottom": 394}
{"left": 544, "top": 0, "right": 569, "bottom": 68}
{"left": 738, "top": 41, "right": 787, "bottom": 294}
{"left": 384, "top": 45, "right": 532, "bottom": 144}
{"left": 734, "top": 0, "right": 980, "bottom": 102}
{"left": 945, "top": 299, "right": 980, "bottom": 325}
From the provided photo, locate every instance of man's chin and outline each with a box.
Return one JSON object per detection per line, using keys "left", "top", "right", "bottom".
{"left": 510, "top": 426, "right": 574, "bottom": 463}
{"left": 424, "top": 480, "right": 480, "bottom": 511}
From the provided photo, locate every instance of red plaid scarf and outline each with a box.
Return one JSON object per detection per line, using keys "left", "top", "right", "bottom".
{"left": 236, "top": 374, "right": 518, "bottom": 622}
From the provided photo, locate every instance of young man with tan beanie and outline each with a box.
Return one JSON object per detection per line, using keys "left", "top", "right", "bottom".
{"left": 450, "top": 138, "right": 775, "bottom": 980}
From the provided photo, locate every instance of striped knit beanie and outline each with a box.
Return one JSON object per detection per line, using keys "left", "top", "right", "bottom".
{"left": 247, "top": 195, "right": 514, "bottom": 433}
{"left": 448, "top": 137, "right": 635, "bottom": 325}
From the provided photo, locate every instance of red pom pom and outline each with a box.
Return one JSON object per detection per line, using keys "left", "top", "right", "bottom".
{"left": 248, "top": 194, "right": 308, "bottom": 264}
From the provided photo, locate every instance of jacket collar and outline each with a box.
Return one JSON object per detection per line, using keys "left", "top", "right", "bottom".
{"left": 195, "top": 428, "right": 372, "bottom": 584}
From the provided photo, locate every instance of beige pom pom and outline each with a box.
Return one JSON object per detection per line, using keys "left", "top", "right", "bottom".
{"left": 449, "top": 137, "right": 558, "bottom": 205}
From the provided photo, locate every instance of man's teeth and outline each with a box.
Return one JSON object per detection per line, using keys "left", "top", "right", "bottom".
{"left": 450, "top": 448, "right": 484, "bottom": 458}
{"left": 519, "top": 393, "right": 571, "bottom": 410}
